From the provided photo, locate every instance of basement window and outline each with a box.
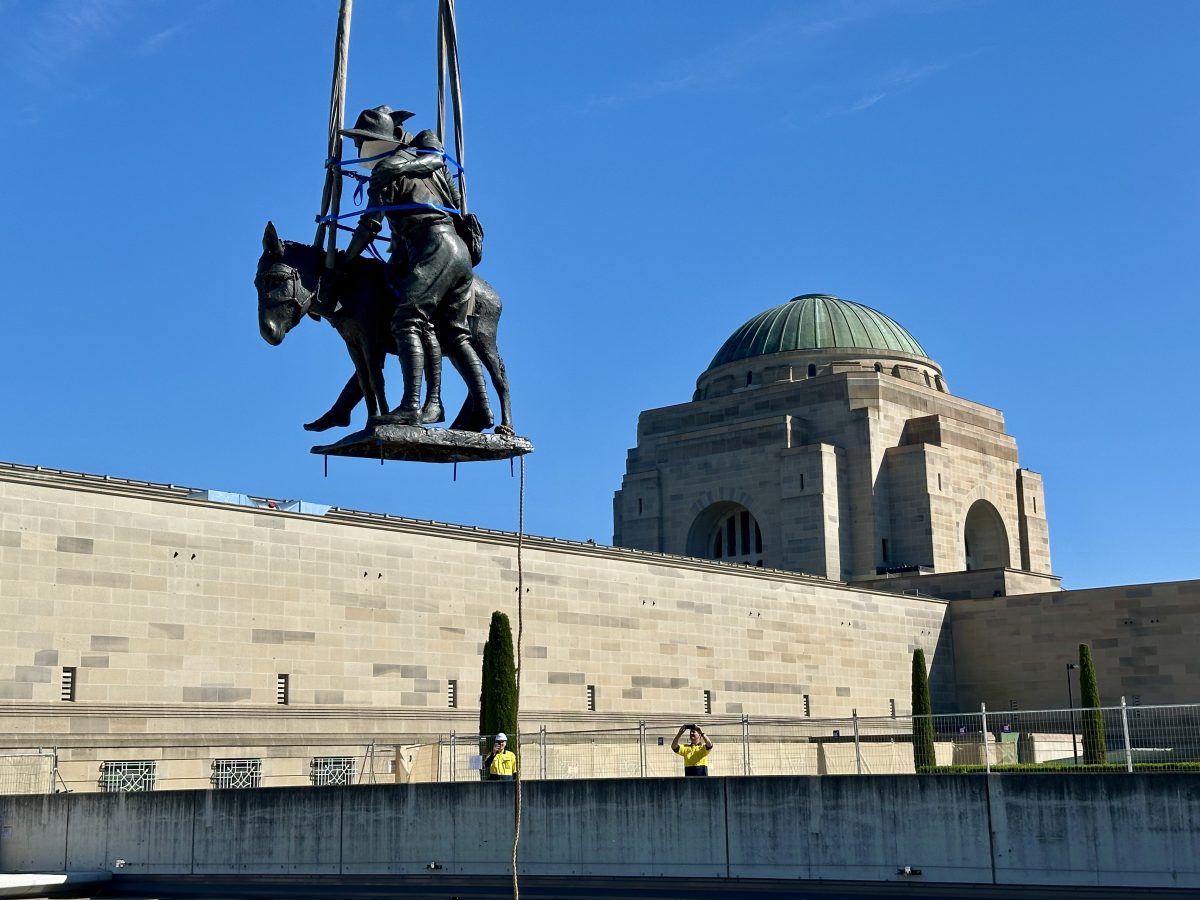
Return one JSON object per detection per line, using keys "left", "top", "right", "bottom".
{"left": 211, "top": 758, "right": 262, "bottom": 790}
{"left": 310, "top": 756, "right": 355, "bottom": 787}
{"left": 99, "top": 760, "right": 156, "bottom": 793}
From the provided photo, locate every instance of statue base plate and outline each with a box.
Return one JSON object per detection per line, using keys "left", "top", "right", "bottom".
{"left": 311, "top": 425, "right": 534, "bottom": 464}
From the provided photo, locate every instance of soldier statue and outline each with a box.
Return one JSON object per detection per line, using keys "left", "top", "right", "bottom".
{"left": 331, "top": 105, "right": 494, "bottom": 432}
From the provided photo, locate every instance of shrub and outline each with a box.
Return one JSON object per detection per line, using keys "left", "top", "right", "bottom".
{"left": 911, "top": 649, "right": 935, "bottom": 770}
{"left": 1079, "top": 643, "right": 1106, "bottom": 765}
{"left": 479, "top": 611, "right": 518, "bottom": 754}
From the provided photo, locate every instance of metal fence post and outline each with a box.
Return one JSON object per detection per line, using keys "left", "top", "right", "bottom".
{"left": 980, "top": 703, "right": 990, "bottom": 774}
{"left": 742, "top": 715, "right": 750, "bottom": 776}
{"left": 449, "top": 730, "right": 456, "bottom": 782}
{"left": 852, "top": 709, "right": 863, "bottom": 775}
{"left": 540, "top": 724, "right": 548, "bottom": 780}
{"left": 1120, "top": 696, "right": 1133, "bottom": 773}
{"left": 639, "top": 720, "right": 647, "bottom": 778}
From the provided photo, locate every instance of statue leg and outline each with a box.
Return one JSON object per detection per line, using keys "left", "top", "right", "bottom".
{"left": 380, "top": 325, "right": 424, "bottom": 426}
{"left": 446, "top": 335, "right": 494, "bottom": 432}
{"left": 420, "top": 327, "right": 445, "bottom": 424}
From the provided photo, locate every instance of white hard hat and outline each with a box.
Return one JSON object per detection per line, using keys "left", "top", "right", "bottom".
{"left": 495, "top": 733, "right": 508, "bottom": 742}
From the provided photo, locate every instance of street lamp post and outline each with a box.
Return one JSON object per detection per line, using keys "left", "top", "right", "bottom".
{"left": 1066, "top": 663, "right": 1080, "bottom": 766}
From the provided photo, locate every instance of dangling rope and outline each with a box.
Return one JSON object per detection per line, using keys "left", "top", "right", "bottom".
{"left": 511, "top": 455, "right": 525, "bottom": 900}
{"left": 314, "top": 0, "right": 353, "bottom": 270}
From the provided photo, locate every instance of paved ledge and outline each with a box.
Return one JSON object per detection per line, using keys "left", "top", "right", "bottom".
{"left": 0, "top": 872, "right": 110, "bottom": 898}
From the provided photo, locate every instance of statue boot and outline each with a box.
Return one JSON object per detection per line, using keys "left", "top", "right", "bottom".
{"left": 447, "top": 337, "right": 494, "bottom": 432}
{"left": 370, "top": 329, "right": 425, "bottom": 427}
{"left": 420, "top": 331, "right": 446, "bottom": 425}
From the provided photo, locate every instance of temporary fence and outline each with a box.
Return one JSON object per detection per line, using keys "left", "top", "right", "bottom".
{"left": 0, "top": 750, "right": 57, "bottom": 795}
{"left": 4, "top": 700, "right": 1198, "bottom": 795}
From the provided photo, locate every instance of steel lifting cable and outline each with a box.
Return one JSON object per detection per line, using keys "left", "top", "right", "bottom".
{"left": 438, "top": 0, "right": 469, "bottom": 213}
{"left": 316, "top": 0, "right": 353, "bottom": 268}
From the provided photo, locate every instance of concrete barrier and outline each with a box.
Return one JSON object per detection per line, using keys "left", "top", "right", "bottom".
{"left": 2, "top": 775, "right": 1199, "bottom": 889}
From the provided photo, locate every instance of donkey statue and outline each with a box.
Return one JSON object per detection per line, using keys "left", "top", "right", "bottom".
{"left": 255, "top": 222, "right": 513, "bottom": 435}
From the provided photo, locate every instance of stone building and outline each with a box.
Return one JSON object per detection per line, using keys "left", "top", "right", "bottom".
{"left": 0, "top": 290, "right": 1196, "bottom": 791}
{"left": 614, "top": 293, "right": 1056, "bottom": 597}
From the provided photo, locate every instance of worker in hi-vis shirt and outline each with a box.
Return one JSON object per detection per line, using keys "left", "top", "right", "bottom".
{"left": 671, "top": 723, "right": 713, "bottom": 776}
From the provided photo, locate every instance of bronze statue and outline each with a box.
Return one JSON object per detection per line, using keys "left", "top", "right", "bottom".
{"left": 330, "top": 106, "right": 494, "bottom": 431}
{"left": 255, "top": 222, "right": 513, "bottom": 436}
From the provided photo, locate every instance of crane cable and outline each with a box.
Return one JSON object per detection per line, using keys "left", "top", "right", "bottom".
{"left": 315, "top": 0, "right": 353, "bottom": 268}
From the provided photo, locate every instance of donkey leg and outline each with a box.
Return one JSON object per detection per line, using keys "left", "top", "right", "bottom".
{"left": 366, "top": 348, "right": 389, "bottom": 423}
{"left": 476, "top": 335, "right": 513, "bottom": 436}
{"left": 304, "top": 374, "right": 360, "bottom": 432}
{"left": 346, "top": 343, "right": 379, "bottom": 421}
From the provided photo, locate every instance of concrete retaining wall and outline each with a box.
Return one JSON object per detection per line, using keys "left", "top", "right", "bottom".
{"left": 2, "top": 775, "right": 1199, "bottom": 888}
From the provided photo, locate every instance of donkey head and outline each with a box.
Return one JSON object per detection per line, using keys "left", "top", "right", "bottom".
{"left": 255, "top": 221, "right": 320, "bottom": 346}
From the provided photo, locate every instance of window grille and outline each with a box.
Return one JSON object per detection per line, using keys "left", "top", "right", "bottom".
{"left": 99, "top": 760, "right": 156, "bottom": 793}
{"left": 276, "top": 673, "right": 289, "bottom": 705}
{"left": 703, "top": 690, "right": 712, "bottom": 715}
{"left": 708, "top": 507, "right": 764, "bottom": 565}
{"left": 211, "top": 758, "right": 262, "bottom": 790}
{"left": 310, "top": 756, "right": 355, "bottom": 787}
{"left": 447, "top": 679, "right": 458, "bottom": 709}
{"left": 803, "top": 694, "right": 811, "bottom": 717}
{"left": 61, "top": 667, "right": 76, "bottom": 702}
{"left": 586, "top": 684, "right": 596, "bottom": 711}
{"left": 889, "top": 698, "right": 897, "bottom": 718}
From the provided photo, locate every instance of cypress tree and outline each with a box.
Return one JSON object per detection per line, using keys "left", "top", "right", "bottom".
{"left": 911, "top": 648, "right": 936, "bottom": 771}
{"left": 1079, "top": 642, "right": 1106, "bottom": 764}
{"left": 479, "top": 611, "right": 518, "bottom": 756}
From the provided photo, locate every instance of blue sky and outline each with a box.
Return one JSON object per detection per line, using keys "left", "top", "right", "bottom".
{"left": 0, "top": 0, "right": 1196, "bottom": 590}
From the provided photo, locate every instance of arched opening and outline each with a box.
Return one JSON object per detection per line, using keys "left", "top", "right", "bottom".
{"left": 874, "top": 363, "right": 883, "bottom": 373}
{"left": 964, "top": 500, "right": 1009, "bottom": 570}
{"left": 923, "top": 371, "right": 931, "bottom": 387}
{"left": 687, "top": 501, "right": 764, "bottom": 567}
{"left": 934, "top": 375, "right": 945, "bottom": 393}
{"left": 891, "top": 365, "right": 902, "bottom": 378}
{"left": 807, "top": 364, "right": 817, "bottom": 378}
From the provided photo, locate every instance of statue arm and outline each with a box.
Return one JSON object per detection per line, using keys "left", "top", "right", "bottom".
{"left": 340, "top": 208, "right": 383, "bottom": 265}
{"left": 369, "top": 152, "right": 444, "bottom": 194}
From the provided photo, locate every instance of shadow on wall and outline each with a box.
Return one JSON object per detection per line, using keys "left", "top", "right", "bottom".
{"left": 927, "top": 622, "right": 959, "bottom": 711}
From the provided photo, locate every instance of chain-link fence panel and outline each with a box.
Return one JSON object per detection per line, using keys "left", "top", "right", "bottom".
{"left": 0, "top": 751, "right": 55, "bottom": 795}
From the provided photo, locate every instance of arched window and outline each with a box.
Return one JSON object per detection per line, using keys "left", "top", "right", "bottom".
{"left": 964, "top": 500, "right": 1009, "bottom": 570}
{"left": 892, "top": 365, "right": 902, "bottom": 378}
{"left": 874, "top": 363, "right": 883, "bottom": 373}
{"left": 934, "top": 375, "right": 945, "bottom": 393}
{"left": 923, "top": 371, "right": 931, "bottom": 387}
{"left": 807, "top": 364, "right": 817, "bottom": 378}
{"left": 687, "top": 502, "right": 764, "bottom": 567}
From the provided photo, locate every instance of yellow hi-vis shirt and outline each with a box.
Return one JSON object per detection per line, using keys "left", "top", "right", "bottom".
{"left": 675, "top": 744, "right": 710, "bottom": 767}
{"left": 488, "top": 749, "right": 517, "bottom": 777}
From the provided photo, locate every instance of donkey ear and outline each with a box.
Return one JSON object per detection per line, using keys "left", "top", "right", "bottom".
{"left": 263, "top": 221, "right": 285, "bottom": 259}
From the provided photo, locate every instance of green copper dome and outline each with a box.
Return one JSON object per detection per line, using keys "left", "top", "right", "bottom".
{"left": 706, "top": 294, "right": 928, "bottom": 371}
